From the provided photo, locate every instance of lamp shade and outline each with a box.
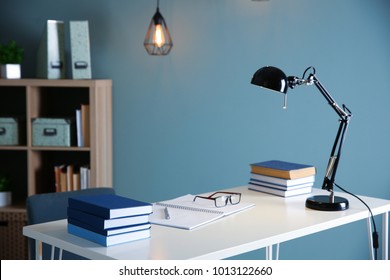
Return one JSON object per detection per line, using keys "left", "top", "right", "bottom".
{"left": 251, "top": 66, "right": 288, "bottom": 94}
{"left": 144, "top": 7, "right": 173, "bottom": 56}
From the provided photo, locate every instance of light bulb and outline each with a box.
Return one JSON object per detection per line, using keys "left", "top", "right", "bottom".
{"left": 154, "top": 24, "right": 165, "bottom": 47}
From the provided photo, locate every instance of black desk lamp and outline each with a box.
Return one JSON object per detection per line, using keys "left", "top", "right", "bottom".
{"left": 251, "top": 66, "right": 352, "bottom": 211}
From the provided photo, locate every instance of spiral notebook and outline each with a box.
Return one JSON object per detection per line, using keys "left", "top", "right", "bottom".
{"left": 150, "top": 194, "right": 255, "bottom": 230}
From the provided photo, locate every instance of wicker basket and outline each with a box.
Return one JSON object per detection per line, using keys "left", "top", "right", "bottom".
{"left": 0, "top": 210, "right": 28, "bottom": 259}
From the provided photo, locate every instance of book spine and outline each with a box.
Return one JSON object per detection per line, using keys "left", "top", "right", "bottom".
{"left": 67, "top": 207, "right": 105, "bottom": 228}
{"left": 54, "top": 164, "right": 81, "bottom": 192}
{"left": 251, "top": 166, "right": 292, "bottom": 179}
{"left": 81, "top": 104, "right": 90, "bottom": 147}
{"left": 68, "top": 217, "right": 151, "bottom": 236}
{"left": 76, "top": 109, "right": 82, "bottom": 147}
{"left": 249, "top": 179, "right": 314, "bottom": 190}
{"left": 67, "top": 223, "right": 108, "bottom": 246}
{"left": 248, "top": 183, "right": 312, "bottom": 197}
{"left": 68, "top": 198, "right": 110, "bottom": 218}
{"left": 67, "top": 223, "right": 151, "bottom": 246}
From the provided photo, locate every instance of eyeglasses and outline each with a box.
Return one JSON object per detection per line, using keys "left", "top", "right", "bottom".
{"left": 193, "top": 192, "right": 241, "bottom": 208}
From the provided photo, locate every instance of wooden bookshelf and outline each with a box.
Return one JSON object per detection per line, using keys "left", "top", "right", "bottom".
{"left": 0, "top": 79, "right": 113, "bottom": 258}
{"left": 0, "top": 79, "right": 113, "bottom": 259}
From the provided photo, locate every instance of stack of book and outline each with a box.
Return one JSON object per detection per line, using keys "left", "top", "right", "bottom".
{"left": 248, "top": 160, "right": 316, "bottom": 197}
{"left": 67, "top": 194, "right": 153, "bottom": 246}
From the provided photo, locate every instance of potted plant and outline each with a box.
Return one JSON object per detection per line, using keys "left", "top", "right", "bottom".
{"left": 0, "top": 172, "right": 12, "bottom": 207}
{"left": 0, "top": 40, "right": 24, "bottom": 79}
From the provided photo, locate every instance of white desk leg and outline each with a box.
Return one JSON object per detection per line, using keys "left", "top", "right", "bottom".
{"left": 275, "top": 243, "right": 280, "bottom": 260}
{"left": 367, "top": 217, "right": 374, "bottom": 260}
{"left": 51, "top": 246, "right": 55, "bottom": 260}
{"left": 265, "top": 244, "right": 280, "bottom": 260}
{"left": 382, "top": 212, "right": 388, "bottom": 260}
{"left": 265, "top": 246, "right": 272, "bottom": 260}
{"left": 50, "top": 247, "right": 63, "bottom": 260}
{"left": 35, "top": 240, "right": 42, "bottom": 260}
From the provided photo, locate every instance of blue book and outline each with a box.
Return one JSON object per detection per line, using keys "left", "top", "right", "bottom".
{"left": 250, "top": 160, "right": 316, "bottom": 179}
{"left": 68, "top": 194, "right": 153, "bottom": 219}
{"left": 68, "top": 217, "right": 150, "bottom": 236}
{"left": 67, "top": 207, "right": 150, "bottom": 229}
{"left": 67, "top": 223, "right": 151, "bottom": 246}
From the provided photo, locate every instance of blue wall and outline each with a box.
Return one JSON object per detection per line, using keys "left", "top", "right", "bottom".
{"left": 1, "top": 0, "right": 390, "bottom": 259}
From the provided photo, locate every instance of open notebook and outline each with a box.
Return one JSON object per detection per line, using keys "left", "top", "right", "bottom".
{"left": 150, "top": 194, "right": 255, "bottom": 230}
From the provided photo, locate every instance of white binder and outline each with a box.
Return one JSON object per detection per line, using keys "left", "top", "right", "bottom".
{"left": 70, "top": 21, "right": 92, "bottom": 79}
{"left": 36, "top": 20, "right": 65, "bottom": 79}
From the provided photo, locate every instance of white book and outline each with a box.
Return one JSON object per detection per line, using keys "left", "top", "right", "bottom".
{"left": 80, "top": 166, "right": 90, "bottom": 189}
{"left": 76, "top": 109, "right": 82, "bottom": 147}
{"left": 250, "top": 173, "right": 315, "bottom": 187}
{"left": 248, "top": 183, "right": 312, "bottom": 197}
{"left": 249, "top": 179, "right": 314, "bottom": 190}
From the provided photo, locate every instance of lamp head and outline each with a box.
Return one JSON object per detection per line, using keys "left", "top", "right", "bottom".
{"left": 251, "top": 66, "right": 289, "bottom": 94}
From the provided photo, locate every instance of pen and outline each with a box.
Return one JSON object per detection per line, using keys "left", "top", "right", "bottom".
{"left": 164, "top": 207, "right": 170, "bottom": 220}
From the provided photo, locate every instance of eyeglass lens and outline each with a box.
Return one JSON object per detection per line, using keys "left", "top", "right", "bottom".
{"left": 214, "top": 194, "right": 240, "bottom": 207}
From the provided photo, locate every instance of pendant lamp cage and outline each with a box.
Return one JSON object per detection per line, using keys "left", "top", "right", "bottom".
{"left": 144, "top": 0, "right": 173, "bottom": 55}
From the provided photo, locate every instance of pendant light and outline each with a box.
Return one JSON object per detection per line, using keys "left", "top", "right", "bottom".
{"left": 144, "top": 0, "right": 173, "bottom": 55}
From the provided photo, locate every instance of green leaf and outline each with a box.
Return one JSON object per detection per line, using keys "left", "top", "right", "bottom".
{"left": 0, "top": 40, "right": 24, "bottom": 64}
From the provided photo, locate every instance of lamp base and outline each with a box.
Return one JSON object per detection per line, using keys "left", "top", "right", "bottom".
{"left": 306, "top": 195, "right": 349, "bottom": 211}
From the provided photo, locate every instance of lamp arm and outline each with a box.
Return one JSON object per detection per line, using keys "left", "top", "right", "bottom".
{"left": 322, "top": 118, "right": 350, "bottom": 192}
{"left": 308, "top": 74, "right": 352, "bottom": 193}
{"left": 310, "top": 74, "right": 351, "bottom": 119}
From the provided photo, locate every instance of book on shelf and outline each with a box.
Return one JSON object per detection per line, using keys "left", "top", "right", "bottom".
{"left": 66, "top": 164, "right": 74, "bottom": 191}
{"left": 248, "top": 182, "right": 312, "bottom": 197}
{"left": 250, "top": 173, "right": 315, "bottom": 188}
{"left": 67, "top": 223, "right": 151, "bottom": 246}
{"left": 80, "top": 165, "right": 90, "bottom": 189}
{"left": 67, "top": 207, "right": 150, "bottom": 229}
{"left": 73, "top": 173, "right": 80, "bottom": 191}
{"left": 68, "top": 194, "right": 153, "bottom": 219}
{"left": 81, "top": 104, "right": 90, "bottom": 147}
{"left": 76, "top": 109, "right": 82, "bottom": 147}
{"left": 75, "top": 104, "right": 90, "bottom": 147}
{"left": 149, "top": 193, "right": 255, "bottom": 230}
{"left": 67, "top": 216, "right": 151, "bottom": 236}
{"left": 60, "top": 165, "right": 67, "bottom": 192}
{"left": 250, "top": 160, "right": 316, "bottom": 180}
{"left": 54, "top": 165, "right": 61, "bottom": 192}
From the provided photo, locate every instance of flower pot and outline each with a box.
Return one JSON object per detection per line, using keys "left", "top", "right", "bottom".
{"left": 0, "top": 64, "right": 21, "bottom": 79}
{"left": 0, "top": 191, "right": 12, "bottom": 207}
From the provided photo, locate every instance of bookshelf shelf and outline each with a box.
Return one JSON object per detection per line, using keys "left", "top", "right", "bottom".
{"left": 0, "top": 79, "right": 113, "bottom": 259}
{"left": 30, "top": 146, "right": 91, "bottom": 151}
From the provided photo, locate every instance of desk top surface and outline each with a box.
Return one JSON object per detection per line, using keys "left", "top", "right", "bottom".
{"left": 23, "top": 186, "right": 390, "bottom": 260}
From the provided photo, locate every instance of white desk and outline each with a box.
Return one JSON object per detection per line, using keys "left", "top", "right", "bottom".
{"left": 23, "top": 186, "right": 390, "bottom": 260}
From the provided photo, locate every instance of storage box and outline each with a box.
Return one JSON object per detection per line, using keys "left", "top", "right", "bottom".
{"left": 0, "top": 211, "right": 28, "bottom": 260}
{"left": 32, "top": 118, "right": 72, "bottom": 146}
{"left": 0, "top": 117, "right": 19, "bottom": 145}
